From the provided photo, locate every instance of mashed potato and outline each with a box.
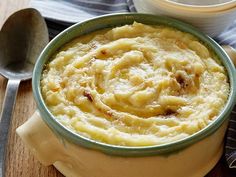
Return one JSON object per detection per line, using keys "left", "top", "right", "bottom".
{"left": 41, "top": 22, "right": 229, "bottom": 146}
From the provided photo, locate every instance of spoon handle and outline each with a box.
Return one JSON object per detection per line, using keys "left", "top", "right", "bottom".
{"left": 0, "top": 79, "right": 20, "bottom": 177}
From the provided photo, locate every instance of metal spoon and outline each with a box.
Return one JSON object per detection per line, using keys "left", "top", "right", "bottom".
{"left": 0, "top": 8, "right": 48, "bottom": 176}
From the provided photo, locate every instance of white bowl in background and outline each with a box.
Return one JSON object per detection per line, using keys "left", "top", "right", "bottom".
{"left": 133, "top": 0, "right": 236, "bottom": 37}
{"left": 160, "top": 0, "right": 236, "bottom": 12}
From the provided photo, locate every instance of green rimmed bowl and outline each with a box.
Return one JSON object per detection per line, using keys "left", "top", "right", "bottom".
{"left": 18, "top": 13, "right": 236, "bottom": 177}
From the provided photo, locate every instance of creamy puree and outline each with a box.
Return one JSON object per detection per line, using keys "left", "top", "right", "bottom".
{"left": 41, "top": 22, "right": 229, "bottom": 146}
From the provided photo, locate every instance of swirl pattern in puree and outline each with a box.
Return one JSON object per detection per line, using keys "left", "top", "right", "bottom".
{"left": 41, "top": 22, "right": 229, "bottom": 146}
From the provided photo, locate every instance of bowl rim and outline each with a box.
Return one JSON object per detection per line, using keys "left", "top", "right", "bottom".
{"left": 152, "top": 0, "right": 236, "bottom": 12}
{"left": 133, "top": 0, "right": 236, "bottom": 18}
{"left": 32, "top": 13, "right": 236, "bottom": 156}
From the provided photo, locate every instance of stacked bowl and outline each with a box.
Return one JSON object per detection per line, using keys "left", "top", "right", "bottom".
{"left": 133, "top": 0, "right": 236, "bottom": 36}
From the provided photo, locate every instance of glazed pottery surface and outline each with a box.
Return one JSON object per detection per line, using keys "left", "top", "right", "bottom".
{"left": 17, "top": 13, "right": 236, "bottom": 177}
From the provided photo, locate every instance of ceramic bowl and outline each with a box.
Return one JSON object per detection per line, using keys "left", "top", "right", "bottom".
{"left": 133, "top": 0, "right": 236, "bottom": 37}
{"left": 156, "top": 0, "right": 236, "bottom": 12}
{"left": 17, "top": 13, "right": 236, "bottom": 177}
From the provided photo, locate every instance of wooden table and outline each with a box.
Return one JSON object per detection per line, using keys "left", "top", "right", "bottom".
{"left": 1, "top": 0, "right": 236, "bottom": 177}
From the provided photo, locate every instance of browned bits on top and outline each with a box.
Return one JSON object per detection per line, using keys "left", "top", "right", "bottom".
{"left": 106, "top": 111, "right": 113, "bottom": 117}
{"left": 164, "top": 108, "right": 176, "bottom": 116}
{"left": 51, "top": 87, "right": 60, "bottom": 92}
{"left": 176, "top": 75, "right": 185, "bottom": 86}
{"left": 175, "top": 40, "right": 187, "bottom": 49}
{"left": 83, "top": 90, "right": 93, "bottom": 102}
{"left": 175, "top": 70, "right": 193, "bottom": 89}
{"left": 100, "top": 49, "right": 107, "bottom": 55}
{"left": 96, "top": 107, "right": 114, "bottom": 119}
{"left": 60, "top": 81, "right": 66, "bottom": 88}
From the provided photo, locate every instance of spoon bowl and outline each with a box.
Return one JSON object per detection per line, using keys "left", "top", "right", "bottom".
{"left": 0, "top": 8, "right": 48, "bottom": 177}
{"left": 0, "top": 8, "right": 48, "bottom": 80}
